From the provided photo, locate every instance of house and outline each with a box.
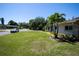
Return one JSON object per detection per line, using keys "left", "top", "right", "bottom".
{"left": 6, "top": 25, "right": 18, "bottom": 29}
{"left": 58, "top": 17, "right": 79, "bottom": 35}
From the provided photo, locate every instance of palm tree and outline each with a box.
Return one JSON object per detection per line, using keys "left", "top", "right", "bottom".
{"left": 48, "top": 13, "right": 65, "bottom": 38}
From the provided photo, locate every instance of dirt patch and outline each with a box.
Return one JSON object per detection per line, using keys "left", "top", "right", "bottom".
{"left": 30, "top": 40, "right": 52, "bottom": 54}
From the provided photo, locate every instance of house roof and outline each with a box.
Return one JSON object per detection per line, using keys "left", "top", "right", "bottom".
{"left": 6, "top": 25, "right": 18, "bottom": 28}
{"left": 58, "top": 17, "right": 79, "bottom": 25}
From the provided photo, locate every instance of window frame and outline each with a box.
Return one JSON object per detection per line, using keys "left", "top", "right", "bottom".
{"left": 65, "top": 25, "right": 73, "bottom": 31}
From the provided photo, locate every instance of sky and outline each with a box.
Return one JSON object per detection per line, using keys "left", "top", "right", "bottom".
{"left": 0, "top": 3, "right": 79, "bottom": 24}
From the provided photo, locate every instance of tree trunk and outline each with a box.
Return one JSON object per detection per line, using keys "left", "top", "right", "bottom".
{"left": 56, "top": 23, "right": 59, "bottom": 38}
{"left": 54, "top": 22, "right": 59, "bottom": 38}
{"left": 51, "top": 24, "right": 53, "bottom": 32}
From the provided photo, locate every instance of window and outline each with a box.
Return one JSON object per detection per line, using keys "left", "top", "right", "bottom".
{"left": 69, "top": 26, "right": 73, "bottom": 30}
{"left": 65, "top": 26, "right": 73, "bottom": 30}
{"left": 65, "top": 26, "right": 68, "bottom": 30}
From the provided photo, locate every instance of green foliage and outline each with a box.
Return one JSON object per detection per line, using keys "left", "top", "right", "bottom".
{"left": 48, "top": 13, "right": 65, "bottom": 23}
{"left": 53, "top": 32, "right": 58, "bottom": 38}
{"left": 29, "top": 17, "right": 47, "bottom": 30}
{"left": 18, "top": 22, "right": 29, "bottom": 29}
{"left": 8, "top": 20, "right": 18, "bottom": 26}
{"left": 0, "top": 24, "right": 3, "bottom": 29}
{"left": 59, "top": 34, "right": 79, "bottom": 42}
{"left": 0, "top": 18, "right": 5, "bottom": 29}
{"left": 47, "top": 13, "right": 66, "bottom": 37}
{"left": 0, "top": 18, "right": 4, "bottom": 25}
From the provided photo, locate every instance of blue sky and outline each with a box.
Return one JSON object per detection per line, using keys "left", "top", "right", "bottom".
{"left": 0, "top": 3, "right": 79, "bottom": 24}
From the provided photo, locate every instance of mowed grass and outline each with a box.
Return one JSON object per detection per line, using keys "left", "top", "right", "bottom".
{"left": 0, "top": 31, "right": 79, "bottom": 56}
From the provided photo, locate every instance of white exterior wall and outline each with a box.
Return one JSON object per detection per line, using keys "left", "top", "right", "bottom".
{"left": 58, "top": 23, "right": 78, "bottom": 35}
{"left": 74, "top": 24, "right": 79, "bottom": 35}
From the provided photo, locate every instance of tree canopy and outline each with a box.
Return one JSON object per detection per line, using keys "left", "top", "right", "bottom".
{"left": 8, "top": 20, "right": 18, "bottom": 26}
{"left": 29, "top": 17, "right": 47, "bottom": 30}
{"left": 18, "top": 22, "right": 29, "bottom": 29}
{"left": 48, "top": 13, "right": 65, "bottom": 24}
{"left": 0, "top": 18, "right": 4, "bottom": 25}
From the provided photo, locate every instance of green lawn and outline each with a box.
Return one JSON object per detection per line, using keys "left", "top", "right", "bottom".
{"left": 0, "top": 31, "right": 79, "bottom": 56}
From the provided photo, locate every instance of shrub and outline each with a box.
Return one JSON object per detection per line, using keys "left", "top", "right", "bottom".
{"left": 59, "top": 34, "right": 79, "bottom": 42}
{"left": 54, "top": 32, "right": 58, "bottom": 38}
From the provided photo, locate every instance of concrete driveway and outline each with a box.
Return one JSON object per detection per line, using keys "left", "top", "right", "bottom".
{"left": 0, "top": 31, "right": 10, "bottom": 36}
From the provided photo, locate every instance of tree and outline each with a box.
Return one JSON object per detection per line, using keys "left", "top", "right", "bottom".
{"left": 0, "top": 18, "right": 5, "bottom": 29}
{"left": 29, "top": 17, "right": 47, "bottom": 30}
{"left": 48, "top": 13, "right": 65, "bottom": 38}
{"left": 29, "top": 19, "right": 35, "bottom": 30}
{"left": 35, "top": 17, "right": 46, "bottom": 30}
{"left": 0, "top": 18, "right": 4, "bottom": 25}
{"left": 8, "top": 20, "right": 18, "bottom": 26}
{"left": 18, "top": 22, "right": 29, "bottom": 29}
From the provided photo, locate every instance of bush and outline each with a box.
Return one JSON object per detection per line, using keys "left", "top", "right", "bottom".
{"left": 53, "top": 32, "right": 58, "bottom": 38}
{"left": 59, "top": 34, "right": 79, "bottom": 42}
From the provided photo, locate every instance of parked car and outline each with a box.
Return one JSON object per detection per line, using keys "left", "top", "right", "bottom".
{"left": 10, "top": 28, "right": 19, "bottom": 33}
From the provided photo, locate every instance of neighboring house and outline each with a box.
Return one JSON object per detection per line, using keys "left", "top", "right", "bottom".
{"left": 6, "top": 25, "right": 18, "bottom": 29}
{"left": 0, "top": 25, "right": 18, "bottom": 29}
{"left": 58, "top": 17, "right": 79, "bottom": 35}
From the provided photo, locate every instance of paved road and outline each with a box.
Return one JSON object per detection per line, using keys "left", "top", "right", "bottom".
{"left": 0, "top": 29, "right": 29, "bottom": 36}
{"left": 0, "top": 32, "right": 10, "bottom": 36}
